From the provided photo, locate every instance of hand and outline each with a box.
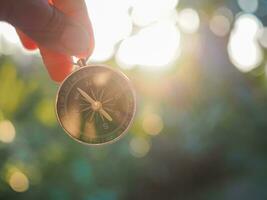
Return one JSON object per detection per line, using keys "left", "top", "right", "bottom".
{"left": 0, "top": 0, "right": 94, "bottom": 82}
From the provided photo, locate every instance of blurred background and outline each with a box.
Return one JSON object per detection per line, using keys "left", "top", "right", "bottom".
{"left": 1, "top": 0, "right": 267, "bottom": 199}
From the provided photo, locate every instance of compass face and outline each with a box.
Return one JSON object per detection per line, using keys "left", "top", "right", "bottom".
{"left": 56, "top": 65, "right": 136, "bottom": 145}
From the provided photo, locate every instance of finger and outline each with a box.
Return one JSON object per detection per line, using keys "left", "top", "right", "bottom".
{"left": 5, "top": 0, "right": 93, "bottom": 56}
{"left": 40, "top": 47, "right": 73, "bottom": 83}
{"left": 16, "top": 29, "right": 38, "bottom": 50}
{"left": 39, "top": 0, "right": 94, "bottom": 82}
{"left": 52, "top": 0, "right": 94, "bottom": 57}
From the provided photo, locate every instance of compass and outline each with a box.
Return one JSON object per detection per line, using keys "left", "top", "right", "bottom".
{"left": 55, "top": 60, "right": 136, "bottom": 145}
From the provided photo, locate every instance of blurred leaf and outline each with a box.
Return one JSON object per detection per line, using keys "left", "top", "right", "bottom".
{"left": 34, "top": 98, "right": 57, "bottom": 127}
{"left": 0, "top": 62, "right": 37, "bottom": 118}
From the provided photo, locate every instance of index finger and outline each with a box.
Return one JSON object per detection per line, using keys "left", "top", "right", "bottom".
{"left": 40, "top": 0, "right": 94, "bottom": 82}
{"left": 52, "top": 0, "right": 94, "bottom": 57}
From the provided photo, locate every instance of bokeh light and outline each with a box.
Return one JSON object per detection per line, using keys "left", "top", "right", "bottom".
{"left": 142, "top": 113, "right": 163, "bottom": 136}
{"left": 8, "top": 170, "right": 29, "bottom": 193}
{"left": 209, "top": 7, "right": 233, "bottom": 37}
{"left": 215, "top": 7, "right": 234, "bottom": 23}
{"left": 129, "top": 137, "right": 151, "bottom": 158}
{"left": 177, "top": 8, "right": 200, "bottom": 34}
{"left": 237, "top": 0, "right": 258, "bottom": 13}
{"left": 259, "top": 27, "right": 267, "bottom": 49}
{"left": 228, "top": 14, "right": 263, "bottom": 72}
{"left": 210, "top": 15, "right": 231, "bottom": 37}
{"left": 0, "top": 120, "right": 16, "bottom": 143}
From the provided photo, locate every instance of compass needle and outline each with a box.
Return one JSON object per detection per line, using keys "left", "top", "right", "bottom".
{"left": 99, "top": 112, "right": 104, "bottom": 121}
{"left": 77, "top": 88, "right": 96, "bottom": 105}
{"left": 99, "top": 108, "right": 113, "bottom": 122}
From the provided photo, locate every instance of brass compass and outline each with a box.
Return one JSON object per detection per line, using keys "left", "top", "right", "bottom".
{"left": 55, "top": 59, "right": 136, "bottom": 145}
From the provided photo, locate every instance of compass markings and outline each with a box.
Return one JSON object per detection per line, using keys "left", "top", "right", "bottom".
{"left": 103, "top": 107, "right": 115, "bottom": 113}
{"left": 90, "top": 111, "right": 95, "bottom": 121}
{"left": 103, "top": 102, "right": 115, "bottom": 106}
{"left": 102, "top": 97, "right": 114, "bottom": 104}
{"left": 90, "top": 88, "right": 97, "bottom": 100}
{"left": 99, "top": 88, "right": 105, "bottom": 102}
{"left": 80, "top": 107, "right": 91, "bottom": 113}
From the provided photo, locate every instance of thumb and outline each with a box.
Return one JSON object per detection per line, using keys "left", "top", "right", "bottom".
{"left": 4, "top": 0, "right": 92, "bottom": 56}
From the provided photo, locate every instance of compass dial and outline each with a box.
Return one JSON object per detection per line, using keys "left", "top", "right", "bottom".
{"left": 56, "top": 65, "right": 136, "bottom": 145}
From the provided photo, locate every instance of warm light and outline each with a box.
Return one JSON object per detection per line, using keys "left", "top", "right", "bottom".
{"left": 0, "top": 120, "right": 16, "bottom": 143}
{"left": 9, "top": 171, "right": 29, "bottom": 192}
{"left": 228, "top": 14, "right": 263, "bottom": 72}
{"left": 177, "top": 8, "right": 200, "bottom": 34}
{"left": 85, "top": 0, "right": 132, "bottom": 62}
{"left": 116, "top": 20, "right": 181, "bottom": 70}
{"left": 131, "top": 0, "right": 179, "bottom": 27}
{"left": 130, "top": 137, "right": 151, "bottom": 158}
{"left": 142, "top": 113, "right": 163, "bottom": 136}
{"left": 0, "top": 22, "right": 20, "bottom": 44}
{"left": 210, "top": 15, "right": 231, "bottom": 37}
{"left": 0, "top": 22, "right": 21, "bottom": 55}
{"left": 237, "top": 0, "right": 258, "bottom": 13}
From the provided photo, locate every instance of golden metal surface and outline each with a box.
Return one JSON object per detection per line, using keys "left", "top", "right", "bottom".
{"left": 55, "top": 65, "right": 136, "bottom": 145}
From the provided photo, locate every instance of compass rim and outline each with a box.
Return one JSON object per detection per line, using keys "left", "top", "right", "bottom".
{"left": 55, "top": 64, "right": 137, "bottom": 146}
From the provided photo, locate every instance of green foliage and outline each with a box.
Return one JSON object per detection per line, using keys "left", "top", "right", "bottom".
{"left": 0, "top": 62, "right": 37, "bottom": 119}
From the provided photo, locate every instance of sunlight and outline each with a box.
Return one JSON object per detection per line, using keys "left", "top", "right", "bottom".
{"left": 0, "top": 22, "right": 20, "bottom": 45}
{"left": 116, "top": 20, "right": 181, "bottom": 70}
{"left": 177, "top": 8, "right": 200, "bottom": 34}
{"left": 228, "top": 14, "right": 263, "bottom": 72}
{"left": 85, "top": 0, "right": 133, "bottom": 62}
{"left": 131, "top": 0, "right": 179, "bottom": 27}
{"left": 0, "top": 22, "right": 21, "bottom": 55}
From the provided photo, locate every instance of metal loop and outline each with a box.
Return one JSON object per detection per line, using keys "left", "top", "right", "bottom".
{"left": 73, "top": 56, "right": 90, "bottom": 67}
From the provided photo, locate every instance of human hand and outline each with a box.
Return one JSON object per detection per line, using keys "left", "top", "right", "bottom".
{"left": 0, "top": 0, "right": 94, "bottom": 82}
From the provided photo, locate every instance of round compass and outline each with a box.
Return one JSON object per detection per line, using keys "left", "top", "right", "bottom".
{"left": 56, "top": 64, "right": 136, "bottom": 145}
